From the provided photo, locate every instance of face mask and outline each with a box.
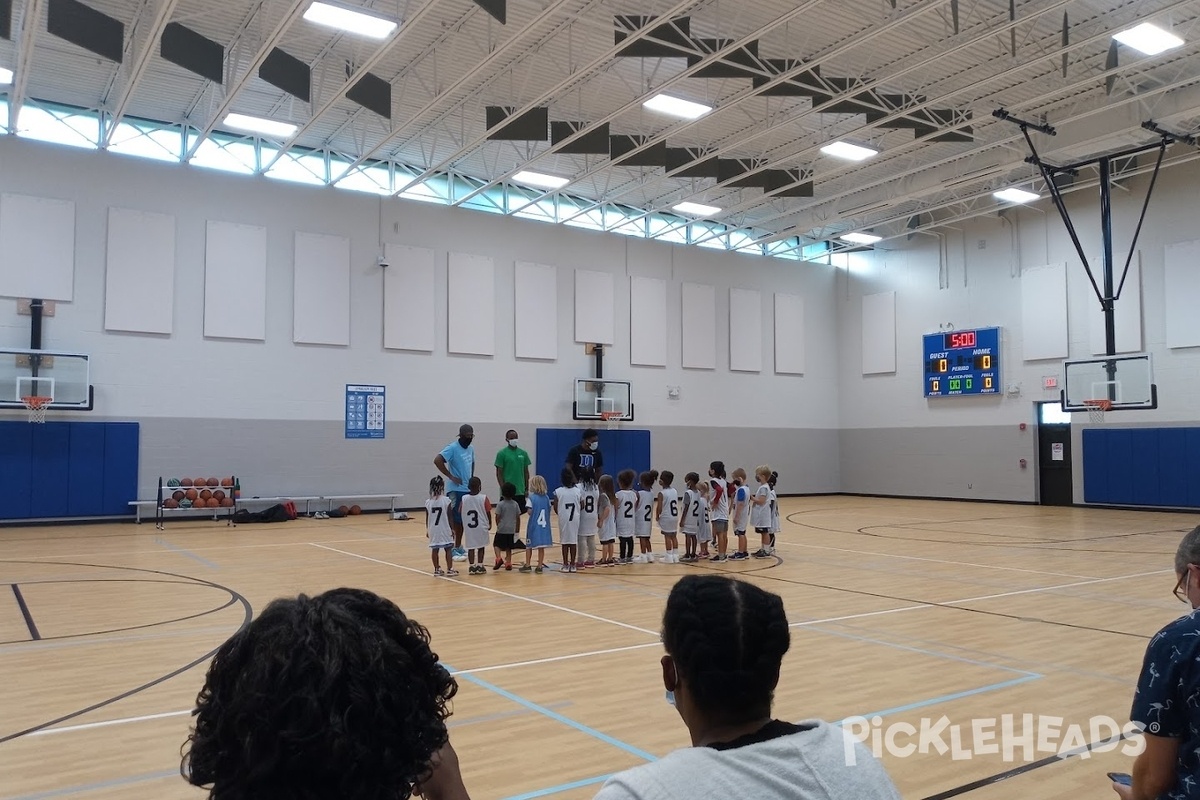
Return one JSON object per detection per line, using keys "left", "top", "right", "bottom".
{"left": 459, "top": 437, "right": 473, "bottom": 448}
{"left": 508, "top": 439, "right": 519, "bottom": 448}
{"left": 665, "top": 690, "right": 676, "bottom": 707}
{"left": 589, "top": 441, "right": 599, "bottom": 451}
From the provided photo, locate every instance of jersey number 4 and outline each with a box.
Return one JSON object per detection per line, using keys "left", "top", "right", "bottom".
{"left": 537, "top": 509, "right": 548, "bottom": 527}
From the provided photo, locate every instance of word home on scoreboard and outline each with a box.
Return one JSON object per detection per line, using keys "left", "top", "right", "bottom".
{"left": 923, "top": 328, "right": 1001, "bottom": 398}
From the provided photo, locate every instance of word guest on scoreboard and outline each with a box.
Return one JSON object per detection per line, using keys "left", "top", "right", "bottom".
{"left": 923, "top": 327, "right": 1001, "bottom": 397}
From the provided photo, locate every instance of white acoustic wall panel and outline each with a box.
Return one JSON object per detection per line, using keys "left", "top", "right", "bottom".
{"left": 293, "top": 231, "right": 351, "bottom": 346}
{"left": 0, "top": 193, "right": 76, "bottom": 301}
{"left": 729, "top": 288, "right": 762, "bottom": 372}
{"left": 681, "top": 282, "right": 716, "bottom": 369}
{"left": 448, "top": 252, "right": 495, "bottom": 356}
{"left": 574, "top": 269, "right": 615, "bottom": 344}
{"left": 515, "top": 262, "right": 557, "bottom": 360}
{"left": 1087, "top": 251, "right": 1142, "bottom": 355}
{"left": 383, "top": 244, "right": 436, "bottom": 352}
{"left": 204, "top": 220, "right": 267, "bottom": 340}
{"left": 104, "top": 207, "right": 175, "bottom": 334}
{"left": 630, "top": 276, "right": 667, "bottom": 367}
{"left": 1165, "top": 240, "right": 1200, "bottom": 349}
{"left": 861, "top": 291, "right": 896, "bottom": 374}
{"left": 774, "top": 293, "right": 806, "bottom": 375}
{"left": 1021, "top": 263, "right": 1068, "bottom": 361}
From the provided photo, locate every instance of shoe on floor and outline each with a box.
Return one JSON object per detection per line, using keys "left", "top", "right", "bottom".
{"left": 446, "top": 568, "right": 459, "bottom": 576}
{"left": 534, "top": 565, "right": 544, "bottom": 574}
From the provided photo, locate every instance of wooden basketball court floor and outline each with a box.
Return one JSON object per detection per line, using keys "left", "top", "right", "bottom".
{"left": 0, "top": 496, "right": 1190, "bottom": 800}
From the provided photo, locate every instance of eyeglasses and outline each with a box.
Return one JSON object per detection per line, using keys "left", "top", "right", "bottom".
{"left": 1175, "top": 566, "right": 1193, "bottom": 603}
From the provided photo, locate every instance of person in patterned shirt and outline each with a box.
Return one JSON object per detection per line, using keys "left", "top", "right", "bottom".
{"left": 1115, "top": 526, "right": 1200, "bottom": 800}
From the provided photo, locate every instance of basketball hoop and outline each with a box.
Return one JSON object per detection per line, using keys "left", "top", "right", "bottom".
{"left": 601, "top": 411, "right": 622, "bottom": 430}
{"left": 21, "top": 396, "right": 51, "bottom": 424}
{"left": 1083, "top": 398, "right": 1112, "bottom": 424}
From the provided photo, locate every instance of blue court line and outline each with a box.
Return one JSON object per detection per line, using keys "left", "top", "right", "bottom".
{"left": 3, "top": 769, "right": 178, "bottom": 800}
{"left": 153, "top": 538, "right": 218, "bottom": 570}
{"left": 837, "top": 673, "right": 1043, "bottom": 724}
{"left": 502, "top": 773, "right": 616, "bottom": 800}
{"left": 801, "top": 624, "right": 1039, "bottom": 678}
{"left": 451, "top": 667, "right": 658, "bottom": 763}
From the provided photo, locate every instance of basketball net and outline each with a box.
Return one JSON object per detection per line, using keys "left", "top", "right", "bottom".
{"left": 22, "top": 396, "right": 51, "bottom": 424}
{"left": 601, "top": 411, "right": 622, "bottom": 430}
{"left": 1083, "top": 398, "right": 1112, "bottom": 424}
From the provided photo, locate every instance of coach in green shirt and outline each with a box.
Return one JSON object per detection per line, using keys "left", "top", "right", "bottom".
{"left": 495, "top": 428, "right": 532, "bottom": 509}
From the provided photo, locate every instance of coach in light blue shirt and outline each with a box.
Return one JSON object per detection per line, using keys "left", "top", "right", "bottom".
{"left": 434, "top": 424, "right": 475, "bottom": 558}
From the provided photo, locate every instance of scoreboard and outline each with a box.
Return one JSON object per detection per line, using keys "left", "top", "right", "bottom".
{"left": 923, "top": 327, "right": 1001, "bottom": 397}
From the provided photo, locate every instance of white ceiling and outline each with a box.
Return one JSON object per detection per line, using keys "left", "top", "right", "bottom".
{"left": 1, "top": 0, "right": 1198, "bottom": 255}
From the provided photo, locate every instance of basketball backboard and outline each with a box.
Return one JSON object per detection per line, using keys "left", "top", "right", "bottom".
{"left": 1061, "top": 353, "right": 1156, "bottom": 411}
{"left": 0, "top": 348, "right": 92, "bottom": 409}
{"left": 573, "top": 379, "right": 633, "bottom": 421}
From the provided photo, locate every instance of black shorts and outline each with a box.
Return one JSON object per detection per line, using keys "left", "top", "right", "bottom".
{"left": 494, "top": 533, "right": 516, "bottom": 549}
{"left": 514, "top": 495, "right": 527, "bottom": 513}
{"left": 755, "top": 527, "right": 771, "bottom": 534}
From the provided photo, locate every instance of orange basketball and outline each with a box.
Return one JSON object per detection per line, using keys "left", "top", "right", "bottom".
{"left": 221, "top": 477, "right": 234, "bottom": 487}
{"left": 185, "top": 488, "right": 198, "bottom": 501}
{"left": 199, "top": 489, "right": 213, "bottom": 501}
{"left": 220, "top": 497, "right": 234, "bottom": 507}
{"left": 193, "top": 478, "right": 208, "bottom": 489}
{"left": 350, "top": 505, "right": 362, "bottom": 515}
{"left": 172, "top": 490, "right": 185, "bottom": 501}
{"left": 163, "top": 498, "right": 179, "bottom": 509}
{"left": 213, "top": 489, "right": 226, "bottom": 501}
{"left": 338, "top": 505, "right": 350, "bottom": 515}
{"left": 205, "top": 477, "right": 218, "bottom": 487}
{"left": 181, "top": 478, "right": 193, "bottom": 487}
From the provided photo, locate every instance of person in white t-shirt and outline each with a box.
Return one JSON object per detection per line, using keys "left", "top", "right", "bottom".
{"left": 729, "top": 468, "right": 751, "bottom": 561}
{"left": 707, "top": 461, "right": 730, "bottom": 562}
{"left": 678, "top": 473, "right": 702, "bottom": 562}
{"left": 425, "top": 476, "right": 457, "bottom": 577}
{"left": 592, "top": 575, "right": 901, "bottom": 800}
{"left": 616, "top": 470, "right": 639, "bottom": 565}
{"left": 634, "top": 471, "right": 659, "bottom": 563}
{"left": 578, "top": 475, "right": 600, "bottom": 569}
{"left": 751, "top": 466, "right": 773, "bottom": 559}
{"left": 695, "top": 481, "right": 712, "bottom": 560}
{"left": 656, "top": 471, "right": 681, "bottom": 564}
{"left": 553, "top": 468, "right": 582, "bottom": 573}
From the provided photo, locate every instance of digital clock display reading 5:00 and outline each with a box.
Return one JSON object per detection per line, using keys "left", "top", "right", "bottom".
{"left": 923, "top": 327, "right": 1001, "bottom": 399}
{"left": 944, "top": 331, "right": 977, "bottom": 349}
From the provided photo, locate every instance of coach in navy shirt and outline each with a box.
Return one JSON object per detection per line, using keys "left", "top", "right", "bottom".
{"left": 565, "top": 428, "right": 603, "bottom": 484}
{"left": 1117, "top": 526, "right": 1200, "bottom": 800}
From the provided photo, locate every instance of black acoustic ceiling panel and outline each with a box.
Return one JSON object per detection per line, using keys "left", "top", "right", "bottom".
{"left": 687, "top": 40, "right": 760, "bottom": 79}
{"left": 47, "top": 0, "right": 124, "bottom": 63}
{"left": 486, "top": 107, "right": 548, "bottom": 140}
{"left": 472, "top": 0, "right": 505, "bottom": 25}
{"left": 0, "top": 0, "right": 12, "bottom": 40}
{"left": 348, "top": 72, "right": 391, "bottom": 119}
{"left": 260, "top": 48, "right": 310, "bottom": 103}
{"left": 666, "top": 148, "right": 719, "bottom": 177}
{"left": 160, "top": 22, "right": 224, "bottom": 84}
{"left": 614, "top": 16, "right": 692, "bottom": 58}
{"left": 610, "top": 135, "right": 668, "bottom": 166}
{"left": 761, "top": 170, "right": 814, "bottom": 197}
{"left": 551, "top": 121, "right": 610, "bottom": 153}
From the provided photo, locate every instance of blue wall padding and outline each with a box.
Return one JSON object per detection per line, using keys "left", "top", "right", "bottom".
{"left": 0, "top": 421, "right": 139, "bottom": 520}
{"left": 535, "top": 428, "right": 652, "bottom": 494}
{"left": 1084, "top": 427, "right": 1200, "bottom": 508}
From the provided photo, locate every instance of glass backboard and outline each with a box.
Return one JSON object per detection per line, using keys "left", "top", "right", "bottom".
{"left": 0, "top": 348, "right": 92, "bottom": 409}
{"left": 1061, "top": 353, "right": 1156, "bottom": 411}
{"left": 573, "top": 379, "right": 633, "bottom": 421}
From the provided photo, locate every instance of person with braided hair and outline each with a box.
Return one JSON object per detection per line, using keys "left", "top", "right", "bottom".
{"left": 183, "top": 588, "right": 470, "bottom": 800}
{"left": 594, "top": 575, "right": 900, "bottom": 800}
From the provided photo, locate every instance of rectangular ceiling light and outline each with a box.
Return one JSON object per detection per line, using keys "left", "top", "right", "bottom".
{"left": 222, "top": 113, "right": 298, "bottom": 139}
{"left": 1112, "top": 22, "right": 1184, "bottom": 56}
{"left": 993, "top": 187, "right": 1040, "bottom": 204}
{"left": 644, "top": 94, "right": 712, "bottom": 119}
{"left": 840, "top": 232, "right": 882, "bottom": 245}
{"left": 673, "top": 201, "right": 721, "bottom": 216}
{"left": 820, "top": 141, "right": 879, "bottom": 161}
{"left": 513, "top": 170, "right": 569, "bottom": 189}
{"left": 303, "top": 2, "right": 398, "bottom": 39}
{"left": 0, "top": 67, "right": 12, "bottom": 85}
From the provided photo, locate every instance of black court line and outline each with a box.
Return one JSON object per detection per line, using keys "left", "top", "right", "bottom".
{"left": 10, "top": 584, "right": 40, "bottom": 641}
{"left": 920, "top": 731, "right": 1137, "bottom": 799}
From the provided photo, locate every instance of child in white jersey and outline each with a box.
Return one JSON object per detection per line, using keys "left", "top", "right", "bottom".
{"left": 597, "top": 474, "right": 618, "bottom": 566}
{"left": 460, "top": 477, "right": 492, "bottom": 575}
{"left": 708, "top": 461, "right": 730, "bottom": 562}
{"left": 696, "top": 480, "right": 712, "bottom": 560}
{"left": 615, "top": 469, "right": 638, "bottom": 565}
{"left": 751, "top": 465, "right": 773, "bottom": 559}
{"left": 769, "top": 470, "right": 780, "bottom": 553}
{"left": 578, "top": 475, "right": 600, "bottom": 570}
{"left": 678, "top": 472, "right": 701, "bottom": 562}
{"left": 425, "top": 476, "right": 458, "bottom": 576}
{"left": 553, "top": 468, "right": 582, "bottom": 573}
{"left": 633, "top": 470, "right": 658, "bottom": 563}
{"left": 729, "top": 468, "right": 751, "bottom": 561}
{"left": 656, "top": 471, "right": 680, "bottom": 564}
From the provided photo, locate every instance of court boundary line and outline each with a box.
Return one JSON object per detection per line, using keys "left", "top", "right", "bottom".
{"left": 9, "top": 584, "right": 39, "bottom": 640}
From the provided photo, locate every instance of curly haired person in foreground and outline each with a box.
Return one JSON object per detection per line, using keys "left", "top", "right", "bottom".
{"left": 593, "top": 575, "right": 901, "bottom": 800}
{"left": 182, "top": 588, "right": 469, "bottom": 800}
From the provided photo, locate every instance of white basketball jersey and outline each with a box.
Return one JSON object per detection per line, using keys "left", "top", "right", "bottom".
{"left": 425, "top": 496, "right": 453, "bottom": 548}
{"left": 750, "top": 483, "right": 772, "bottom": 529}
{"left": 732, "top": 484, "right": 750, "bottom": 530}
{"left": 554, "top": 486, "right": 582, "bottom": 539}
{"left": 459, "top": 493, "right": 491, "bottom": 550}
{"left": 709, "top": 478, "right": 730, "bottom": 521}
{"left": 616, "top": 489, "right": 638, "bottom": 537}
{"left": 579, "top": 485, "right": 599, "bottom": 536}
{"left": 680, "top": 489, "right": 700, "bottom": 534}
{"left": 635, "top": 489, "right": 655, "bottom": 537}
{"left": 697, "top": 497, "right": 712, "bottom": 543}
{"left": 658, "top": 487, "right": 680, "bottom": 533}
